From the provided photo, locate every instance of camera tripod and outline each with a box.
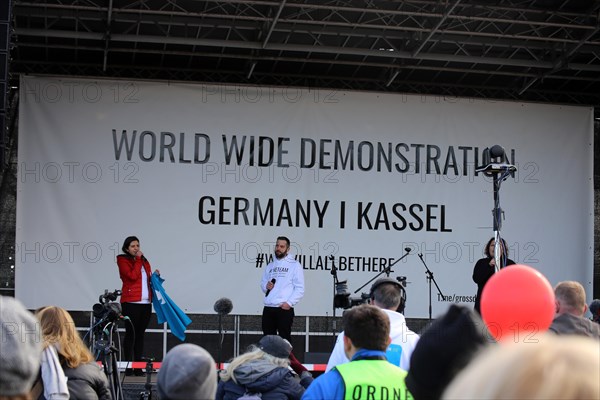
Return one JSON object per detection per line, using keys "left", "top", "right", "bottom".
{"left": 95, "top": 321, "right": 125, "bottom": 400}
{"left": 138, "top": 357, "right": 155, "bottom": 400}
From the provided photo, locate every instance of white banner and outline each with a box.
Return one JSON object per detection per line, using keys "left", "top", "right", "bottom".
{"left": 16, "top": 76, "right": 594, "bottom": 318}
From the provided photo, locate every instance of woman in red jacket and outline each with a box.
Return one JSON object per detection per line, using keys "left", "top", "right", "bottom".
{"left": 117, "top": 235, "right": 159, "bottom": 376}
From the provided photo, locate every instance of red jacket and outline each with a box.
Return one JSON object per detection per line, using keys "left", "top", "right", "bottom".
{"left": 117, "top": 254, "right": 153, "bottom": 303}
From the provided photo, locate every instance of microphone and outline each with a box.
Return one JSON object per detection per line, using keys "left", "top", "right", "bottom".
{"left": 265, "top": 278, "right": 276, "bottom": 297}
{"left": 476, "top": 145, "right": 517, "bottom": 176}
{"left": 213, "top": 298, "right": 233, "bottom": 315}
{"left": 329, "top": 255, "right": 337, "bottom": 275}
{"left": 404, "top": 247, "right": 411, "bottom": 253}
{"left": 489, "top": 145, "right": 505, "bottom": 158}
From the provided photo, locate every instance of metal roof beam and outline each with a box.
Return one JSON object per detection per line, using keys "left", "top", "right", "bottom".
{"left": 412, "top": 0, "right": 461, "bottom": 57}
{"left": 16, "top": 28, "right": 600, "bottom": 72}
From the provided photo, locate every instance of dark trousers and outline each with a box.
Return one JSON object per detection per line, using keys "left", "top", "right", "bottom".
{"left": 261, "top": 306, "right": 307, "bottom": 373}
{"left": 262, "top": 306, "right": 294, "bottom": 340}
{"left": 121, "top": 302, "right": 152, "bottom": 362}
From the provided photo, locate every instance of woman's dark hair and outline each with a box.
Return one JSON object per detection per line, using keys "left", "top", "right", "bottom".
{"left": 122, "top": 236, "right": 140, "bottom": 254}
{"left": 484, "top": 237, "right": 509, "bottom": 258}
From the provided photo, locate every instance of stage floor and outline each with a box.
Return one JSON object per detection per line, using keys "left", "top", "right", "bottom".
{"left": 120, "top": 372, "right": 159, "bottom": 400}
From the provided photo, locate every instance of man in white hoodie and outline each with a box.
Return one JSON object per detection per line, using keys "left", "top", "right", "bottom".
{"left": 326, "top": 278, "right": 420, "bottom": 372}
{"left": 260, "top": 236, "right": 305, "bottom": 341}
{"left": 260, "top": 236, "right": 311, "bottom": 377}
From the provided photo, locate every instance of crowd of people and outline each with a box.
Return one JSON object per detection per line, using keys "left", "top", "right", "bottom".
{"left": 1, "top": 236, "right": 599, "bottom": 399}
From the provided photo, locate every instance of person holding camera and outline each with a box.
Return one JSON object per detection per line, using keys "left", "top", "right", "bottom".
{"left": 117, "top": 235, "right": 159, "bottom": 376}
{"left": 325, "top": 278, "right": 419, "bottom": 372}
{"left": 304, "top": 305, "right": 412, "bottom": 400}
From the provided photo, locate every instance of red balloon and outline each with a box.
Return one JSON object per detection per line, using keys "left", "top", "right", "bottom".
{"left": 481, "top": 264, "right": 555, "bottom": 342}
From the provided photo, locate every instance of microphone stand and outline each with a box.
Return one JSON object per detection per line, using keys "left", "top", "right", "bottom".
{"left": 476, "top": 146, "right": 517, "bottom": 272}
{"left": 329, "top": 255, "right": 339, "bottom": 341}
{"left": 353, "top": 249, "right": 411, "bottom": 294}
{"left": 417, "top": 253, "right": 445, "bottom": 320}
{"left": 492, "top": 169, "right": 512, "bottom": 272}
{"left": 217, "top": 313, "right": 224, "bottom": 368}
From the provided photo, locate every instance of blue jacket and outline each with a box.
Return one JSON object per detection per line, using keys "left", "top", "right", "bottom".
{"left": 302, "top": 349, "right": 389, "bottom": 400}
{"left": 150, "top": 272, "right": 192, "bottom": 341}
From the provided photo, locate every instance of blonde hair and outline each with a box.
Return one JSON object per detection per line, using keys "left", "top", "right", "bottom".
{"left": 554, "top": 281, "right": 587, "bottom": 315}
{"left": 36, "top": 306, "right": 94, "bottom": 368}
{"left": 443, "top": 334, "right": 600, "bottom": 399}
{"left": 219, "top": 345, "right": 290, "bottom": 384}
{"left": 0, "top": 394, "right": 32, "bottom": 400}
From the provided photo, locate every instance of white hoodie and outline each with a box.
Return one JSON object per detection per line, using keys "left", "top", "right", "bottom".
{"left": 261, "top": 253, "right": 305, "bottom": 307}
{"left": 325, "top": 308, "right": 420, "bottom": 372}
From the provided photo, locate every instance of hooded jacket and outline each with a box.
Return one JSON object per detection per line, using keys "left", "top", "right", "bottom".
{"left": 326, "top": 309, "right": 419, "bottom": 372}
{"left": 261, "top": 254, "right": 304, "bottom": 308}
{"left": 216, "top": 359, "right": 310, "bottom": 400}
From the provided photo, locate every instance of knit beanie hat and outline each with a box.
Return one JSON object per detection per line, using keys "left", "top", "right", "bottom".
{"left": 590, "top": 299, "right": 600, "bottom": 322}
{"left": 157, "top": 344, "right": 217, "bottom": 400}
{"left": 405, "top": 304, "right": 494, "bottom": 400}
{"left": 0, "top": 296, "right": 42, "bottom": 396}
{"left": 258, "top": 335, "right": 293, "bottom": 359}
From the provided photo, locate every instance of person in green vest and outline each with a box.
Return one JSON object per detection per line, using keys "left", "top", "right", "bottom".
{"left": 302, "top": 304, "right": 412, "bottom": 400}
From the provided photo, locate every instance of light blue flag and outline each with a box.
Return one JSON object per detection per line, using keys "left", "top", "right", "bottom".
{"left": 151, "top": 272, "right": 192, "bottom": 341}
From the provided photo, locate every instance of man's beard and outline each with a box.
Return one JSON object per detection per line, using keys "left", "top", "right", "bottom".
{"left": 275, "top": 250, "right": 286, "bottom": 259}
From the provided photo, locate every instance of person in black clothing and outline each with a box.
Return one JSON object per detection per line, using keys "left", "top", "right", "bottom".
{"left": 472, "top": 237, "right": 515, "bottom": 314}
{"left": 590, "top": 299, "right": 600, "bottom": 324}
